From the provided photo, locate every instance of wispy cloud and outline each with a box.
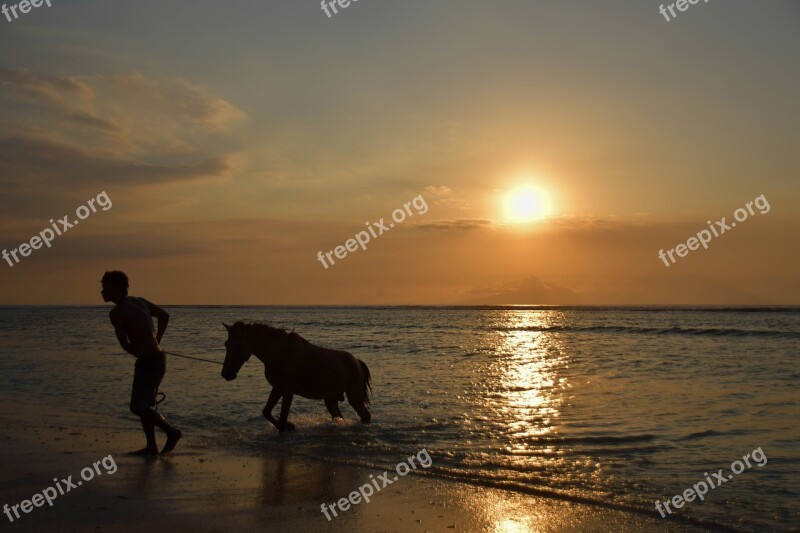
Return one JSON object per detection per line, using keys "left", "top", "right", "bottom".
{"left": 0, "top": 69, "right": 245, "bottom": 217}
{"left": 415, "top": 219, "right": 494, "bottom": 231}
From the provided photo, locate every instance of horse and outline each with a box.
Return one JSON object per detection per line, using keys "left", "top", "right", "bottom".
{"left": 221, "top": 321, "right": 372, "bottom": 431}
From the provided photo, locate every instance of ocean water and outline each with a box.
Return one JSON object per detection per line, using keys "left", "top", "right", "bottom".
{"left": 0, "top": 306, "right": 797, "bottom": 531}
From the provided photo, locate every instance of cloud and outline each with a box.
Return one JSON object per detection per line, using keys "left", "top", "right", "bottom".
{"left": 0, "top": 68, "right": 94, "bottom": 107}
{"left": 0, "top": 68, "right": 121, "bottom": 136}
{"left": 100, "top": 72, "right": 244, "bottom": 132}
{"left": 0, "top": 136, "right": 234, "bottom": 222}
{"left": 422, "top": 185, "right": 452, "bottom": 197}
{"left": 421, "top": 184, "right": 470, "bottom": 210}
{"left": 0, "top": 136, "right": 232, "bottom": 188}
{"left": 0, "top": 69, "right": 244, "bottom": 156}
{"left": 0, "top": 137, "right": 235, "bottom": 220}
{"left": 0, "top": 69, "right": 244, "bottom": 216}
{"left": 61, "top": 111, "right": 121, "bottom": 132}
{"left": 415, "top": 218, "right": 494, "bottom": 231}
{"left": 0, "top": 69, "right": 243, "bottom": 139}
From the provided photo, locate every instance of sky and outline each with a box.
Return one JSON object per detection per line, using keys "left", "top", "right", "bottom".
{"left": 0, "top": 0, "right": 798, "bottom": 305}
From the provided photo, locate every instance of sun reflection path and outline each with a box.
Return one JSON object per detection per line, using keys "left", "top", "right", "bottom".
{"left": 492, "top": 312, "right": 569, "bottom": 444}
{"left": 461, "top": 310, "right": 603, "bottom": 502}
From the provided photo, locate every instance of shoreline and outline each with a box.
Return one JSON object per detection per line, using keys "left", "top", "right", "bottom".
{"left": 0, "top": 396, "right": 716, "bottom": 532}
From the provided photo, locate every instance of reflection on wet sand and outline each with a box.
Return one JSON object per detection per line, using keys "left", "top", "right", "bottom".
{"left": 0, "top": 398, "right": 702, "bottom": 532}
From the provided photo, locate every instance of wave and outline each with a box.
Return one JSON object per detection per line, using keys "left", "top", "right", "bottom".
{"left": 297, "top": 452, "right": 744, "bottom": 532}
{"left": 204, "top": 421, "right": 753, "bottom": 532}
{"left": 491, "top": 324, "right": 800, "bottom": 339}
{"left": 505, "top": 433, "right": 657, "bottom": 446}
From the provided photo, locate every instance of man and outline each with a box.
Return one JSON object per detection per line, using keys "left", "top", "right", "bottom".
{"left": 101, "top": 271, "right": 182, "bottom": 455}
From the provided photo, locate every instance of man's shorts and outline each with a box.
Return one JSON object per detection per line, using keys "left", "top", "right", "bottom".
{"left": 130, "top": 351, "right": 166, "bottom": 412}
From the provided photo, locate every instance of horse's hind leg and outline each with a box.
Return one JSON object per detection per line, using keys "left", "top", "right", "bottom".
{"left": 345, "top": 391, "right": 371, "bottom": 424}
{"left": 325, "top": 397, "right": 344, "bottom": 420}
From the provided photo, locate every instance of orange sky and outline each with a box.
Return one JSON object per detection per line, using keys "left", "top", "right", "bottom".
{"left": 0, "top": 1, "right": 798, "bottom": 305}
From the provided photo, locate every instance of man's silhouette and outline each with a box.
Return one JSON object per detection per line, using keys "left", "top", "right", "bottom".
{"left": 101, "top": 271, "right": 182, "bottom": 455}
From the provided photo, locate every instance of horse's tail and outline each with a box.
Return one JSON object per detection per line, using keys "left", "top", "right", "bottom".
{"left": 359, "top": 359, "right": 372, "bottom": 405}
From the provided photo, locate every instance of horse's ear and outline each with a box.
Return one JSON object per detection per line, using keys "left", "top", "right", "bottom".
{"left": 223, "top": 322, "right": 231, "bottom": 332}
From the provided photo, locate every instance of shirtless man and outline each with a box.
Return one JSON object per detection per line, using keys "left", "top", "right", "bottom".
{"left": 101, "top": 270, "right": 182, "bottom": 455}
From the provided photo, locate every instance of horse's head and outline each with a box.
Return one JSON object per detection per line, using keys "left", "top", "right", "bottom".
{"left": 222, "top": 322, "right": 251, "bottom": 381}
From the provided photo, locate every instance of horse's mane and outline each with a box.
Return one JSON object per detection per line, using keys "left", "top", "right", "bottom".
{"left": 234, "top": 321, "right": 304, "bottom": 342}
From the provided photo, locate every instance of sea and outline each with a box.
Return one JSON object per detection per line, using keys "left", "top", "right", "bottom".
{"left": 0, "top": 306, "right": 797, "bottom": 532}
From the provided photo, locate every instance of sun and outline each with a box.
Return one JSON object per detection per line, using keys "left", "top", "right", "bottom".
{"left": 504, "top": 185, "right": 551, "bottom": 223}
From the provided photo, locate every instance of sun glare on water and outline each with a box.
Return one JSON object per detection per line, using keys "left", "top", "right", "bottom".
{"left": 504, "top": 185, "right": 551, "bottom": 223}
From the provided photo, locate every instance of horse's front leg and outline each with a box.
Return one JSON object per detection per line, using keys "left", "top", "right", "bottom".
{"left": 277, "top": 392, "right": 295, "bottom": 432}
{"left": 263, "top": 388, "right": 282, "bottom": 430}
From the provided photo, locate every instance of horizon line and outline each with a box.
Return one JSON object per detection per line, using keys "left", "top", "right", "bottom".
{"left": 1, "top": 304, "right": 798, "bottom": 310}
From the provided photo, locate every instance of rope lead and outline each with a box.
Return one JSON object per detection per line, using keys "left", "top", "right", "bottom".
{"left": 163, "top": 351, "right": 224, "bottom": 365}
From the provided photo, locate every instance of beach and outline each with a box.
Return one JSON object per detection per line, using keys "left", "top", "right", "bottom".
{"left": 0, "top": 306, "right": 797, "bottom": 532}
{"left": 0, "top": 394, "right": 709, "bottom": 533}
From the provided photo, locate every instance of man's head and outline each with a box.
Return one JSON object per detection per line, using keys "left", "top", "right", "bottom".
{"left": 101, "top": 270, "right": 129, "bottom": 303}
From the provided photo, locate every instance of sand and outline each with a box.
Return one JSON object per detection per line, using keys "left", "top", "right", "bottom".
{"left": 0, "top": 396, "right": 709, "bottom": 533}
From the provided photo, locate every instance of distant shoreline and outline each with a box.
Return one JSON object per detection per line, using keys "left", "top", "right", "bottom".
{"left": 1, "top": 304, "right": 799, "bottom": 311}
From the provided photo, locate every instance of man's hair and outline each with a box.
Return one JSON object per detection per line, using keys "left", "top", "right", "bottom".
{"left": 101, "top": 271, "right": 129, "bottom": 295}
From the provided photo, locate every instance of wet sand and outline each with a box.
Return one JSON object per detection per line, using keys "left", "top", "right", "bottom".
{"left": 0, "top": 397, "right": 708, "bottom": 532}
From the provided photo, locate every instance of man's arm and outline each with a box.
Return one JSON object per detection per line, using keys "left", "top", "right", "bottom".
{"left": 109, "top": 310, "right": 137, "bottom": 356}
{"left": 147, "top": 301, "right": 170, "bottom": 344}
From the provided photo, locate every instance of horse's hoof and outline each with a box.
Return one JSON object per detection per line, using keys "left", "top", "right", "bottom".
{"left": 279, "top": 422, "right": 296, "bottom": 432}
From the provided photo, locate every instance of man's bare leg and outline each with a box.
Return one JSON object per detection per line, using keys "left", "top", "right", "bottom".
{"left": 160, "top": 416, "right": 182, "bottom": 454}
{"left": 129, "top": 410, "right": 159, "bottom": 455}
{"left": 129, "top": 409, "right": 181, "bottom": 455}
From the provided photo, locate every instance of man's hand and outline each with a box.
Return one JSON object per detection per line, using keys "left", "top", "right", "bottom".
{"left": 148, "top": 301, "right": 170, "bottom": 344}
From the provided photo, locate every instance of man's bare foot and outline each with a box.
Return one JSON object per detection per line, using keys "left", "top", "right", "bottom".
{"left": 128, "top": 446, "right": 159, "bottom": 456}
{"left": 161, "top": 428, "right": 182, "bottom": 454}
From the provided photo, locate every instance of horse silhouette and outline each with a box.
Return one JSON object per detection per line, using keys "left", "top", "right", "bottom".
{"left": 222, "top": 322, "right": 372, "bottom": 431}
